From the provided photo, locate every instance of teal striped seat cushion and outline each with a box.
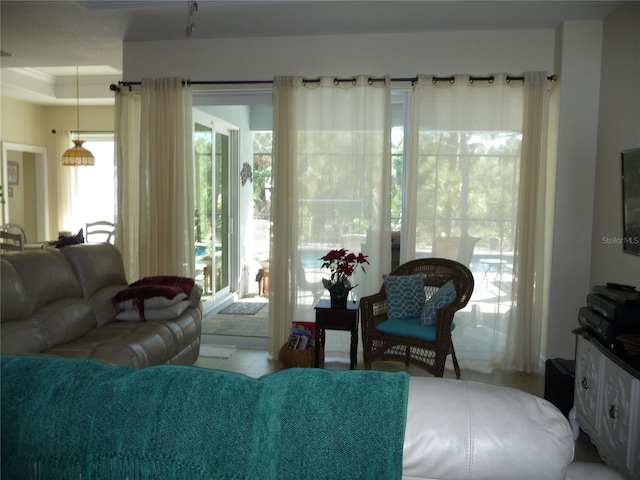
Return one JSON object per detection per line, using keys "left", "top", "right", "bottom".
{"left": 375, "top": 317, "right": 455, "bottom": 342}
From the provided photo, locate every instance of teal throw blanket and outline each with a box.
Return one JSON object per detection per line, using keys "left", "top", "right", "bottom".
{"left": 1, "top": 355, "right": 409, "bottom": 479}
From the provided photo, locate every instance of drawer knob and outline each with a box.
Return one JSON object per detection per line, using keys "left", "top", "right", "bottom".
{"left": 609, "top": 405, "right": 617, "bottom": 420}
{"left": 581, "top": 377, "right": 589, "bottom": 390}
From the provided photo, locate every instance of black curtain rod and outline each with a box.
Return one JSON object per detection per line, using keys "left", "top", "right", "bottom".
{"left": 110, "top": 80, "right": 273, "bottom": 91}
{"left": 51, "top": 129, "right": 113, "bottom": 134}
{"left": 110, "top": 74, "right": 557, "bottom": 91}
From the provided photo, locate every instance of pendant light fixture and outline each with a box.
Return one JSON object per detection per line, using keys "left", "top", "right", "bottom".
{"left": 62, "top": 66, "right": 94, "bottom": 166}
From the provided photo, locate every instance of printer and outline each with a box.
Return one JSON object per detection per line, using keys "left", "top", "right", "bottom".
{"left": 578, "top": 284, "right": 640, "bottom": 349}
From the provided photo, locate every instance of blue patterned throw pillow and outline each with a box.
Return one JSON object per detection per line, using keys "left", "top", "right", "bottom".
{"left": 383, "top": 274, "right": 426, "bottom": 320}
{"left": 421, "top": 280, "right": 457, "bottom": 326}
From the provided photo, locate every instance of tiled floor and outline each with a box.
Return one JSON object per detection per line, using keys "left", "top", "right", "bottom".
{"left": 194, "top": 346, "right": 543, "bottom": 390}
{"left": 194, "top": 345, "right": 603, "bottom": 464}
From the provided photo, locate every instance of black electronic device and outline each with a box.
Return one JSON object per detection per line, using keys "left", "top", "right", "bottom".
{"left": 581, "top": 285, "right": 640, "bottom": 349}
{"left": 606, "top": 282, "right": 636, "bottom": 291}
{"left": 578, "top": 307, "right": 614, "bottom": 347}
{"left": 578, "top": 306, "right": 640, "bottom": 349}
{"left": 592, "top": 285, "right": 640, "bottom": 306}
{"left": 587, "top": 293, "right": 640, "bottom": 322}
{"left": 544, "top": 358, "right": 575, "bottom": 418}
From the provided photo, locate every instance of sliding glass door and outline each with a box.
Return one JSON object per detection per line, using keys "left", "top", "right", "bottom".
{"left": 193, "top": 110, "right": 238, "bottom": 310}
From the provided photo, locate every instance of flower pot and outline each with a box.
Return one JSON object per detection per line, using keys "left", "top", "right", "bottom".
{"left": 323, "top": 278, "right": 352, "bottom": 310}
{"left": 329, "top": 288, "right": 349, "bottom": 309}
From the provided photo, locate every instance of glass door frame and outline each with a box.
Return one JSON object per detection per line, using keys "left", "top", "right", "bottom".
{"left": 193, "top": 110, "right": 240, "bottom": 313}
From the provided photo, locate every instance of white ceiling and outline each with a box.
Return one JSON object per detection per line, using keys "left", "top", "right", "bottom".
{"left": 0, "top": 0, "right": 624, "bottom": 106}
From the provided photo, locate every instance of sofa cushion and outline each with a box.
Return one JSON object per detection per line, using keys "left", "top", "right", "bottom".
{"left": 47, "top": 304, "right": 201, "bottom": 369}
{"left": 62, "top": 243, "right": 128, "bottom": 296}
{"left": 49, "top": 321, "right": 175, "bottom": 368}
{"left": 62, "top": 244, "right": 129, "bottom": 326}
{"left": 2, "top": 249, "right": 95, "bottom": 353}
{"left": 1, "top": 259, "right": 47, "bottom": 353}
{"left": 420, "top": 280, "right": 457, "bottom": 326}
{"left": 87, "top": 284, "right": 128, "bottom": 327}
{"left": 0, "top": 318, "right": 49, "bottom": 355}
{"left": 375, "top": 317, "right": 455, "bottom": 342}
{"left": 33, "top": 300, "right": 96, "bottom": 351}
{"left": 383, "top": 273, "right": 425, "bottom": 319}
{"left": 1, "top": 259, "right": 30, "bottom": 322}
{"left": 3, "top": 248, "right": 84, "bottom": 312}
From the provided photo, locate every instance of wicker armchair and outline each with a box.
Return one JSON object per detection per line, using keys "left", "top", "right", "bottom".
{"left": 360, "top": 258, "right": 474, "bottom": 378}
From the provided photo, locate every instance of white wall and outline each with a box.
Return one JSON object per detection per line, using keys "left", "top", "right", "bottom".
{"left": 123, "top": 24, "right": 608, "bottom": 362}
{"left": 547, "top": 21, "right": 603, "bottom": 360}
{"left": 124, "top": 29, "right": 554, "bottom": 80}
{"left": 0, "top": 97, "right": 47, "bottom": 147}
{"left": 591, "top": 2, "right": 640, "bottom": 287}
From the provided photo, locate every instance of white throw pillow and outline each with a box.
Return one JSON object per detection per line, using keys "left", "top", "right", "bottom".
{"left": 116, "top": 300, "right": 191, "bottom": 321}
{"left": 117, "top": 293, "right": 188, "bottom": 310}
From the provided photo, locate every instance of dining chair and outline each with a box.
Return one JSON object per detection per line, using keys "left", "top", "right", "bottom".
{"left": 85, "top": 221, "right": 115, "bottom": 244}
{"left": 1, "top": 230, "right": 24, "bottom": 253}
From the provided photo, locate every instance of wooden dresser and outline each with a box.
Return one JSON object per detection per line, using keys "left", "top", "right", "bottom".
{"left": 574, "top": 329, "right": 640, "bottom": 479}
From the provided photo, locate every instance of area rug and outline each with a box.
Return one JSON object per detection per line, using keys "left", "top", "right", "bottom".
{"left": 201, "top": 313, "right": 268, "bottom": 337}
{"left": 219, "top": 302, "right": 266, "bottom": 315}
{"left": 199, "top": 345, "right": 237, "bottom": 359}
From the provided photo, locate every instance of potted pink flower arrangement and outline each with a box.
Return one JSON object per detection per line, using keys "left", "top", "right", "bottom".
{"left": 319, "top": 248, "right": 369, "bottom": 309}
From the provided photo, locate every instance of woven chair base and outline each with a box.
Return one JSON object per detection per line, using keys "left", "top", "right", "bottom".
{"left": 366, "top": 339, "right": 458, "bottom": 378}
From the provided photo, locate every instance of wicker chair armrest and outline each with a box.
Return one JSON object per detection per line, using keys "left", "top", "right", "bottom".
{"left": 434, "top": 307, "right": 457, "bottom": 339}
{"left": 360, "top": 290, "right": 388, "bottom": 333}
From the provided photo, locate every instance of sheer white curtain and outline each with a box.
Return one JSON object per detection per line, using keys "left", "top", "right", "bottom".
{"left": 114, "top": 91, "right": 141, "bottom": 282}
{"left": 114, "top": 79, "right": 194, "bottom": 283}
{"left": 504, "top": 72, "right": 553, "bottom": 372}
{"left": 137, "top": 78, "right": 194, "bottom": 278}
{"left": 270, "top": 76, "right": 392, "bottom": 356}
{"left": 406, "top": 73, "right": 553, "bottom": 373}
{"left": 54, "top": 129, "right": 76, "bottom": 234}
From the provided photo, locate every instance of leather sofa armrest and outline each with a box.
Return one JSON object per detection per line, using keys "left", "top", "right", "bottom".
{"left": 402, "top": 377, "right": 574, "bottom": 480}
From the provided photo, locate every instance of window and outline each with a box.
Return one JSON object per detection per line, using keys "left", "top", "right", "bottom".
{"left": 412, "top": 130, "right": 520, "bottom": 256}
{"left": 74, "top": 135, "right": 115, "bottom": 226}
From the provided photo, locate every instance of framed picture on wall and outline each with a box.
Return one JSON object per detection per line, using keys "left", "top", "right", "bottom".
{"left": 7, "top": 161, "right": 19, "bottom": 185}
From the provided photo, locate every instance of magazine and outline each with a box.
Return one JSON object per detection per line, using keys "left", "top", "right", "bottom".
{"left": 286, "top": 322, "right": 316, "bottom": 350}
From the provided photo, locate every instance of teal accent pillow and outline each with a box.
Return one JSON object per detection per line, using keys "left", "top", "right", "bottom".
{"left": 383, "top": 274, "right": 426, "bottom": 320}
{"left": 376, "top": 317, "right": 456, "bottom": 342}
{"left": 421, "top": 280, "right": 457, "bottom": 327}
